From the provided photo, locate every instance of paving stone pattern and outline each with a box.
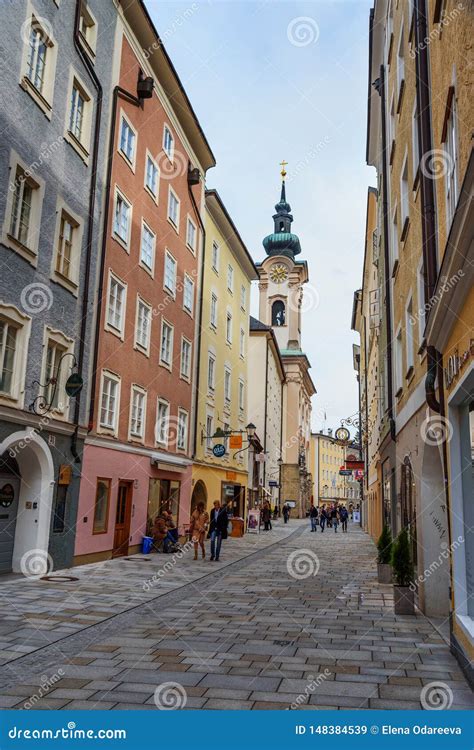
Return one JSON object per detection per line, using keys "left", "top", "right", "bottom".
{"left": 0, "top": 521, "right": 472, "bottom": 710}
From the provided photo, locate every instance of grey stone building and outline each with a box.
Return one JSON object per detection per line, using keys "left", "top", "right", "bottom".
{"left": 0, "top": 0, "right": 117, "bottom": 573}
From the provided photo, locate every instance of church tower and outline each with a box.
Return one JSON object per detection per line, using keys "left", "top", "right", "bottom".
{"left": 257, "top": 164, "right": 316, "bottom": 517}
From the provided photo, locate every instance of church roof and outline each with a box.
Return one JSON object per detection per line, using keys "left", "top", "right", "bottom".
{"left": 262, "top": 179, "right": 302, "bottom": 260}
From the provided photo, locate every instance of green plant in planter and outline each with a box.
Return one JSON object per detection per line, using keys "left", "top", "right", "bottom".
{"left": 376, "top": 524, "right": 392, "bottom": 564}
{"left": 391, "top": 528, "right": 414, "bottom": 586}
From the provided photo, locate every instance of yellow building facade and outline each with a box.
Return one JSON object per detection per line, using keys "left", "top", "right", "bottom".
{"left": 311, "top": 432, "right": 350, "bottom": 506}
{"left": 191, "top": 190, "right": 258, "bottom": 517}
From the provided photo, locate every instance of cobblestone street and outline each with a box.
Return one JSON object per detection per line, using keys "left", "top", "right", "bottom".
{"left": 0, "top": 521, "right": 472, "bottom": 711}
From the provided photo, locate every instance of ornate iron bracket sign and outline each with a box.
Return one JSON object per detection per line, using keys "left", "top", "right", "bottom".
{"left": 30, "top": 352, "right": 83, "bottom": 416}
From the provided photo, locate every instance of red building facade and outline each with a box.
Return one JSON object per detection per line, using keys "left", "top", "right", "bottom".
{"left": 74, "top": 9, "right": 214, "bottom": 564}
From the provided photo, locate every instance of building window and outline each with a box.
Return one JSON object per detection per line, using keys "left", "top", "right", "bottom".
{"left": 390, "top": 204, "right": 399, "bottom": 271}
{"left": 208, "top": 353, "right": 216, "bottom": 392}
{"left": 210, "top": 293, "right": 218, "bottom": 328}
{"left": 0, "top": 306, "right": 30, "bottom": 405}
{"left": 212, "top": 241, "right": 219, "bottom": 272}
{"left": 239, "top": 379, "right": 245, "bottom": 412}
{"left": 26, "top": 22, "right": 48, "bottom": 93}
{"left": 227, "top": 264, "right": 234, "bottom": 292}
{"left": 183, "top": 274, "right": 194, "bottom": 315}
{"left": 69, "top": 81, "right": 85, "bottom": 142}
{"left": 180, "top": 337, "right": 192, "bottom": 380}
{"left": 412, "top": 101, "right": 419, "bottom": 183}
{"left": 240, "top": 327, "right": 245, "bottom": 357}
{"left": 156, "top": 399, "right": 170, "bottom": 445}
{"left": 186, "top": 217, "right": 197, "bottom": 253}
{"left": 160, "top": 320, "right": 174, "bottom": 367}
{"left": 55, "top": 209, "right": 80, "bottom": 285}
{"left": 8, "top": 162, "right": 42, "bottom": 255}
{"left": 417, "top": 260, "right": 426, "bottom": 346}
{"left": 100, "top": 372, "right": 120, "bottom": 431}
{"left": 0, "top": 319, "right": 18, "bottom": 397}
{"left": 140, "top": 222, "right": 155, "bottom": 273}
{"left": 113, "top": 189, "right": 132, "bottom": 248}
{"left": 43, "top": 336, "right": 69, "bottom": 412}
{"left": 396, "top": 23, "right": 405, "bottom": 110}
{"left": 106, "top": 274, "right": 126, "bottom": 337}
{"left": 400, "top": 155, "right": 409, "bottom": 237}
{"left": 135, "top": 298, "right": 151, "bottom": 353}
{"left": 130, "top": 386, "right": 146, "bottom": 439}
{"left": 389, "top": 92, "right": 396, "bottom": 162}
{"left": 167, "top": 187, "right": 180, "bottom": 229}
{"left": 206, "top": 414, "right": 213, "bottom": 451}
{"left": 79, "top": 1, "right": 97, "bottom": 58}
{"left": 444, "top": 93, "right": 458, "bottom": 228}
{"left": 93, "top": 478, "right": 110, "bottom": 534}
{"left": 395, "top": 328, "right": 403, "bottom": 395}
{"left": 272, "top": 300, "right": 286, "bottom": 326}
{"left": 224, "top": 368, "right": 231, "bottom": 403}
{"left": 405, "top": 297, "right": 414, "bottom": 375}
{"left": 145, "top": 153, "right": 159, "bottom": 200}
{"left": 240, "top": 285, "right": 246, "bottom": 310}
{"left": 177, "top": 409, "right": 188, "bottom": 451}
{"left": 164, "top": 251, "right": 177, "bottom": 295}
{"left": 226, "top": 311, "right": 232, "bottom": 343}
{"left": 163, "top": 125, "right": 174, "bottom": 160}
{"left": 119, "top": 113, "right": 136, "bottom": 167}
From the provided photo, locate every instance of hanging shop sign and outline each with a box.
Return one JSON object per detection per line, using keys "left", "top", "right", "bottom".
{"left": 229, "top": 434, "right": 243, "bottom": 450}
{"left": 65, "top": 372, "right": 84, "bottom": 398}
{"left": 226, "top": 471, "right": 237, "bottom": 481}
{"left": 58, "top": 464, "right": 72, "bottom": 486}
{"left": 212, "top": 444, "right": 226, "bottom": 458}
{"left": 335, "top": 427, "right": 350, "bottom": 443}
{"left": 339, "top": 469, "right": 352, "bottom": 476}
{"left": 444, "top": 340, "right": 474, "bottom": 388}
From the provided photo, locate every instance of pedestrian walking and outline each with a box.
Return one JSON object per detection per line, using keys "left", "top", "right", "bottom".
{"left": 319, "top": 504, "right": 327, "bottom": 532}
{"left": 310, "top": 504, "right": 318, "bottom": 531}
{"left": 262, "top": 501, "right": 272, "bottom": 531}
{"left": 339, "top": 505, "right": 349, "bottom": 533}
{"left": 189, "top": 502, "right": 209, "bottom": 560}
{"left": 208, "top": 500, "right": 228, "bottom": 561}
{"left": 330, "top": 504, "right": 339, "bottom": 533}
{"left": 283, "top": 503, "right": 290, "bottom": 524}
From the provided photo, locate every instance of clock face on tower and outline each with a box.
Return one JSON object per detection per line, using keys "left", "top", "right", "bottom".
{"left": 269, "top": 263, "right": 289, "bottom": 284}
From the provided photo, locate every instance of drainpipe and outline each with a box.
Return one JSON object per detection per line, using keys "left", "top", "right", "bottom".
{"left": 70, "top": 0, "right": 104, "bottom": 461}
{"left": 374, "top": 66, "right": 396, "bottom": 443}
{"left": 87, "top": 80, "right": 153, "bottom": 429}
{"left": 188, "top": 173, "right": 206, "bottom": 460}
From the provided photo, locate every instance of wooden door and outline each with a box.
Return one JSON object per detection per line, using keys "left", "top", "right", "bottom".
{"left": 112, "top": 481, "right": 132, "bottom": 557}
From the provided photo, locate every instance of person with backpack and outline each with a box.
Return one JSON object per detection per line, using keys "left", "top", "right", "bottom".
{"left": 330, "top": 504, "right": 339, "bottom": 533}
{"left": 310, "top": 504, "right": 319, "bottom": 532}
{"left": 319, "top": 504, "right": 328, "bottom": 532}
{"left": 339, "top": 504, "right": 349, "bottom": 533}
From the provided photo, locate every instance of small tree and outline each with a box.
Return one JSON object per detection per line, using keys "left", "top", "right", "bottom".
{"left": 377, "top": 524, "right": 392, "bottom": 564}
{"left": 391, "top": 528, "right": 414, "bottom": 586}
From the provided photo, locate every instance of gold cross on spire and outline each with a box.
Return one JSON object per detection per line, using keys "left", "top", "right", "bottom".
{"left": 280, "top": 160, "right": 288, "bottom": 180}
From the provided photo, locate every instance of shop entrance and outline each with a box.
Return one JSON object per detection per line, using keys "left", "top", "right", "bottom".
{"left": 221, "top": 482, "right": 245, "bottom": 518}
{"left": 112, "top": 481, "right": 133, "bottom": 558}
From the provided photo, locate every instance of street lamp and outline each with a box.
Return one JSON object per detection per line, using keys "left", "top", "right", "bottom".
{"left": 246, "top": 422, "right": 256, "bottom": 439}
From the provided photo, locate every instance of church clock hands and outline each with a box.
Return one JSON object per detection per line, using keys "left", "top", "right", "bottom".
{"left": 270, "top": 263, "right": 289, "bottom": 284}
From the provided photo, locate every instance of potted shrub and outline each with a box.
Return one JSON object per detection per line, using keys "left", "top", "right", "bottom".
{"left": 391, "top": 528, "right": 415, "bottom": 615}
{"left": 376, "top": 524, "right": 393, "bottom": 583}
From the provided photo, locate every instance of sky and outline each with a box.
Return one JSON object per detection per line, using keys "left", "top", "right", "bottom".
{"left": 147, "top": 0, "right": 375, "bottom": 433}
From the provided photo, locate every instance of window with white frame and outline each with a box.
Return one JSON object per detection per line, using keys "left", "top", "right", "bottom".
{"left": 0, "top": 307, "right": 30, "bottom": 405}
{"left": 400, "top": 155, "right": 409, "bottom": 233}
{"left": 113, "top": 189, "right": 131, "bottom": 247}
{"left": 240, "top": 327, "right": 245, "bottom": 357}
{"left": 227, "top": 264, "right": 234, "bottom": 292}
{"left": 135, "top": 298, "right": 151, "bottom": 353}
{"left": 0, "top": 319, "right": 19, "bottom": 398}
{"left": 186, "top": 217, "right": 197, "bottom": 253}
{"left": 397, "top": 23, "right": 405, "bottom": 106}
{"left": 238, "top": 379, "right": 245, "bottom": 412}
{"left": 164, "top": 251, "right": 177, "bottom": 295}
{"left": 55, "top": 209, "right": 79, "bottom": 284}
{"left": 177, "top": 409, "right": 188, "bottom": 451}
{"left": 22, "top": 15, "right": 57, "bottom": 112}
{"left": 417, "top": 260, "right": 426, "bottom": 346}
{"left": 140, "top": 222, "right": 155, "bottom": 272}
{"left": 106, "top": 274, "right": 126, "bottom": 336}
{"left": 69, "top": 80, "right": 86, "bottom": 142}
{"left": 183, "top": 274, "right": 194, "bottom": 314}
{"left": 208, "top": 353, "right": 216, "bottom": 392}
{"left": 395, "top": 328, "right": 403, "bottom": 393}
{"left": 240, "top": 284, "right": 246, "bottom": 310}
{"left": 180, "top": 337, "right": 191, "bottom": 380}
{"left": 145, "top": 153, "right": 159, "bottom": 199}
{"left": 444, "top": 92, "right": 458, "bottom": 228}
{"left": 224, "top": 368, "right": 231, "bottom": 403}
{"left": 226, "top": 311, "right": 232, "bottom": 343}
{"left": 163, "top": 125, "right": 174, "bottom": 160}
{"left": 100, "top": 372, "right": 120, "bottom": 431}
{"left": 156, "top": 399, "right": 170, "bottom": 445}
{"left": 405, "top": 297, "right": 414, "bottom": 374}
{"left": 160, "top": 320, "right": 173, "bottom": 366}
{"left": 79, "top": 2, "right": 97, "bottom": 58}
{"left": 167, "top": 188, "right": 180, "bottom": 229}
{"left": 206, "top": 414, "right": 213, "bottom": 451}
{"left": 130, "top": 386, "right": 146, "bottom": 439}
{"left": 210, "top": 293, "right": 218, "bottom": 328}
{"left": 8, "top": 162, "right": 42, "bottom": 253}
{"left": 119, "top": 114, "right": 136, "bottom": 167}
{"left": 26, "top": 21, "right": 48, "bottom": 92}
{"left": 389, "top": 92, "right": 396, "bottom": 158}
{"left": 390, "top": 204, "right": 399, "bottom": 270}
{"left": 212, "top": 241, "right": 219, "bottom": 272}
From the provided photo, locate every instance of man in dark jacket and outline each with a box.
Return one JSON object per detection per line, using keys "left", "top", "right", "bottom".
{"left": 310, "top": 505, "right": 318, "bottom": 531}
{"left": 209, "top": 500, "right": 228, "bottom": 561}
{"left": 319, "top": 504, "right": 328, "bottom": 532}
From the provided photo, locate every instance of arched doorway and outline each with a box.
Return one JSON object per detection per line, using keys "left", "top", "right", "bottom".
{"left": 419, "top": 440, "right": 450, "bottom": 617}
{"left": 0, "top": 430, "right": 54, "bottom": 574}
{"left": 190, "top": 480, "right": 207, "bottom": 515}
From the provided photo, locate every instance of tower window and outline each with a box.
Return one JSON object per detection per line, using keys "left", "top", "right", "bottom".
{"left": 272, "top": 300, "right": 286, "bottom": 326}
{"left": 279, "top": 221, "right": 285, "bottom": 232}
